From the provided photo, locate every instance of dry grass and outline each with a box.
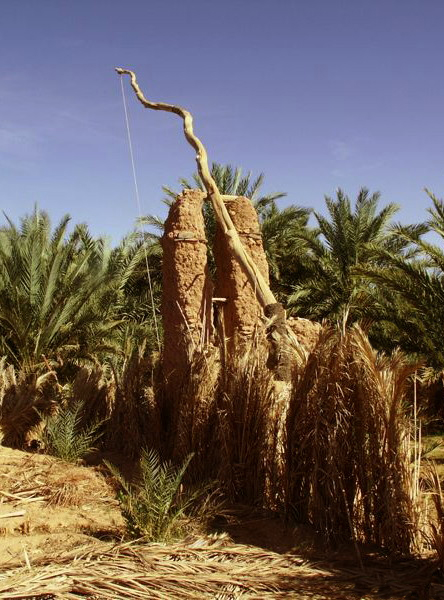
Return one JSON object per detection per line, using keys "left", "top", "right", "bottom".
{"left": 0, "top": 537, "right": 352, "bottom": 600}
{"left": 217, "top": 338, "right": 281, "bottom": 507}
{"left": 420, "top": 462, "right": 444, "bottom": 569}
{"left": 0, "top": 446, "right": 113, "bottom": 509}
{"left": 164, "top": 333, "right": 284, "bottom": 506}
{"left": 0, "top": 363, "right": 59, "bottom": 447}
{"left": 166, "top": 347, "right": 220, "bottom": 483}
{"left": 3, "top": 325, "right": 444, "bottom": 565}
{"left": 285, "top": 324, "right": 421, "bottom": 554}
{"left": 161, "top": 335, "right": 283, "bottom": 507}
{"left": 2, "top": 536, "right": 444, "bottom": 599}
{"left": 69, "top": 365, "right": 112, "bottom": 429}
{"left": 0, "top": 352, "right": 161, "bottom": 460}
{"left": 106, "top": 351, "right": 161, "bottom": 458}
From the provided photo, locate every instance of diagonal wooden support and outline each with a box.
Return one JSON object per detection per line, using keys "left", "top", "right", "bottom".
{"left": 115, "top": 68, "right": 277, "bottom": 310}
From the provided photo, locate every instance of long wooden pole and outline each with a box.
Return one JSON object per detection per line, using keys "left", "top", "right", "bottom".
{"left": 115, "top": 68, "right": 276, "bottom": 309}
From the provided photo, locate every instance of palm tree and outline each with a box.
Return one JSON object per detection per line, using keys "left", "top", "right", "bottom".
{"left": 258, "top": 202, "right": 312, "bottom": 301}
{"left": 0, "top": 209, "right": 147, "bottom": 373}
{"left": 162, "top": 163, "right": 286, "bottom": 209}
{"left": 288, "top": 188, "right": 401, "bottom": 326}
{"left": 363, "top": 190, "right": 444, "bottom": 367}
{"left": 115, "top": 230, "right": 163, "bottom": 358}
{"left": 162, "top": 163, "right": 289, "bottom": 266}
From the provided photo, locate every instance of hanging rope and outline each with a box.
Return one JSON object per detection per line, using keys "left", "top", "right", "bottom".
{"left": 119, "top": 76, "right": 161, "bottom": 350}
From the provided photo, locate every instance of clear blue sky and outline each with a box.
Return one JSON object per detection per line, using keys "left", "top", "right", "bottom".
{"left": 1, "top": 0, "right": 443, "bottom": 241}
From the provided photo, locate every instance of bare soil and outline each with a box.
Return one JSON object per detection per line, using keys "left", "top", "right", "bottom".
{"left": 1, "top": 446, "right": 443, "bottom": 599}
{"left": 0, "top": 446, "right": 124, "bottom": 570}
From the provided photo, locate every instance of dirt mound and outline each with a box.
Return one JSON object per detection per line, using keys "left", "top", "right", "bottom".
{"left": 0, "top": 446, "right": 123, "bottom": 569}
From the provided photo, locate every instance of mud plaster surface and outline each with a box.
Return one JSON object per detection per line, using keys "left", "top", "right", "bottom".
{"left": 287, "top": 317, "right": 322, "bottom": 352}
{"left": 214, "top": 196, "right": 269, "bottom": 344}
{"left": 161, "top": 190, "right": 213, "bottom": 389}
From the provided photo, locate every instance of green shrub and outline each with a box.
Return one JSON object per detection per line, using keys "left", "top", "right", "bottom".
{"left": 39, "top": 402, "right": 103, "bottom": 462}
{"left": 107, "top": 449, "right": 208, "bottom": 542}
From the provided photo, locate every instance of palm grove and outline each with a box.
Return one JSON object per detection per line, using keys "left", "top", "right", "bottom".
{"left": 1, "top": 164, "right": 444, "bottom": 431}
{"left": 2, "top": 162, "right": 444, "bottom": 554}
{"left": 0, "top": 164, "right": 444, "bottom": 373}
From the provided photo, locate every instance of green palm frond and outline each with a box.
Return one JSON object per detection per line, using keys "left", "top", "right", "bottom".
{"left": 40, "top": 401, "right": 104, "bottom": 462}
{"left": 359, "top": 190, "right": 444, "bottom": 365}
{"left": 288, "top": 188, "right": 402, "bottom": 325}
{"left": 163, "top": 162, "right": 286, "bottom": 205}
{"left": 107, "top": 450, "right": 207, "bottom": 542}
{"left": 0, "top": 209, "right": 154, "bottom": 372}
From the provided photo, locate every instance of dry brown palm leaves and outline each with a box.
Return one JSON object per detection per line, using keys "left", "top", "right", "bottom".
{"left": 3, "top": 537, "right": 444, "bottom": 599}
{"left": 0, "top": 537, "right": 356, "bottom": 600}
{"left": 0, "top": 447, "right": 113, "bottom": 509}
{"left": 285, "top": 324, "right": 421, "bottom": 554}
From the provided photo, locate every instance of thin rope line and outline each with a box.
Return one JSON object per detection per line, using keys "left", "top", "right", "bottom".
{"left": 120, "top": 76, "right": 161, "bottom": 350}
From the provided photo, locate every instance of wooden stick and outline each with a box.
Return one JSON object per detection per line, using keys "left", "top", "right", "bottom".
{"left": 115, "top": 68, "right": 276, "bottom": 309}
{"left": 0, "top": 510, "right": 26, "bottom": 519}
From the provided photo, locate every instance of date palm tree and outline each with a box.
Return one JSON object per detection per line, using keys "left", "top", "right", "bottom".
{"left": 162, "top": 162, "right": 286, "bottom": 209}
{"left": 144, "top": 164, "right": 311, "bottom": 301}
{"left": 363, "top": 190, "right": 444, "bottom": 367}
{"left": 0, "top": 209, "right": 147, "bottom": 373}
{"left": 288, "top": 188, "right": 402, "bottom": 326}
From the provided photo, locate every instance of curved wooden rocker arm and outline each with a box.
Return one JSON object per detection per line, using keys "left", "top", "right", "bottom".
{"left": 115, "top": 67, "right": 276, "bottom": 309}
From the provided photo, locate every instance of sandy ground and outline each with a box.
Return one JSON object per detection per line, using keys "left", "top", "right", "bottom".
{"left": 1, "top": 446, "right": 443, "bottom": 599}
{"left": 0, "top": 446, "right": 124, "bottom": 570}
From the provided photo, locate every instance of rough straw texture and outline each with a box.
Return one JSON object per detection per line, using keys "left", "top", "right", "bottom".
{"left": 0, "top": 538, "right": 355, "bottom": 600}
{"left": 214, "top": 196, "right": 269, "bottom": 344}
{"left": 161, "top": 190, "right": 213, "bottom": 392}
{"left": 1, "top": 537, "right": 440, "bottom": 599}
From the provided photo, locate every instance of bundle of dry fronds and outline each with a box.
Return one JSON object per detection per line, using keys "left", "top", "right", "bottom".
{"left": 0, "top": 361, "right": 59, "bottom": 448}
{"left": 408, "top": 367, "right": 444, "bottom": 430}
{"left": 167, "top": 346, "right": 221, "bottom": 483}
{"left": 286, "top": 324, "right": 420, "bottom": 554}
{"left": 216, "top": 337, "right": 280, "bottom": 507}
{"left": 69, "top": 364, "right": 112, "bottom": 428}
{"left": 421, "top": 462, "right": 444, "bottom": 569}
{"left": 105, "top": 350, "right": 161, "bottom": 458}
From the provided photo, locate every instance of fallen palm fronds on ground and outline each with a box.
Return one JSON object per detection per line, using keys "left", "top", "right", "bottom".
{"left": 2, "top": 537, "right": 444, "bottom": 600}
{"left": 0, "top": 446, "right": 113, "bottom": 508}
{"left": 0, "top": 537, "right": 346, "bottom": 600}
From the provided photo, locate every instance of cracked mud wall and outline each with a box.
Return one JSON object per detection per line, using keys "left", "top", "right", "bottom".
{"left": 161, "top": 190, "right": 213, "bottom": 392}
{"left": 213, "top": 196, "right": 269, "bottom": 349}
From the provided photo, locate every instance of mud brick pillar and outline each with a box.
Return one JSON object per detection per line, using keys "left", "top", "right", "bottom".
{"left": 161, "top": 190, "right": 213, "bottom": 393}
{"left": 213, "top": 196, "right": 269, "bottom": 351}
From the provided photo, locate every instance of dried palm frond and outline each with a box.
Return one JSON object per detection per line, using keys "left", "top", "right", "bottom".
{"left": 0, "top": 539, "right": 337, "bottom": 600}
{"left": 217, "top": 337, "right": 281, "bottom": 507}
{"left": 421, "top": 462, "right": 444, "bottom": 570}
{"left": 167, "top": 346, "right": 220, "bottom": 483}
{"left": 106, "top": 350, "right": 161, "bottom": 458}
{"left": 0, "top": 366, "right": 59, "bottom": 448}
{"left": 0, "top": 447, "right": 113, "bottom": 509}
{"left": 285, "top": 323, "right": 420, "bottom": 554}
